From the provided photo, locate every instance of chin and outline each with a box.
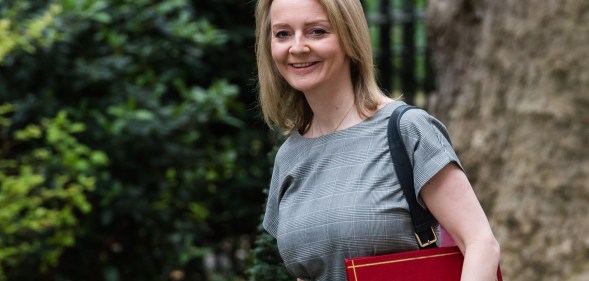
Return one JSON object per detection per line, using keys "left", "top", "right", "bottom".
{"left": 287, "top": 80, "right": 320, "bottom": 92}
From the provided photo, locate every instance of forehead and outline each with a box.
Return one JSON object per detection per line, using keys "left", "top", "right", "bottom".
{"left": 269, "top": 0, "right": 329, "bottom": 24}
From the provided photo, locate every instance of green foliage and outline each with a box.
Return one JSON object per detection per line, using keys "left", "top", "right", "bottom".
{"left": 248, "top": 226, "right": 292, "bottom": 281}
{"left": 0, "top": 0, "right": 270, "bottom": 280}
{"left": 0, "top": 3, "right": 62, "bottom": 62}
{"left": 0, "top": 103, "right": 107, "bottom": 280}
{"left": 0, "top": 0, "right": 436, "bottom": 280}
{"left": 247, "top": 144, "right": 290, "bottom": 281}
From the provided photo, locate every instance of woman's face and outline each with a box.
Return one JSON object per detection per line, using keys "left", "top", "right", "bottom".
{"left": 269, "top": 0, "right": 350, "bottom": 93}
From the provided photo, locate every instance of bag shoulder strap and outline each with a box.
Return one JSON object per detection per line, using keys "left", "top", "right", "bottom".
{"left": 387, "top": 104, "right": 446, "bottom": 249}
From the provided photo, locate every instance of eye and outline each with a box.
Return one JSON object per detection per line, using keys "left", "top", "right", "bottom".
{"left": 274, "top": 31, "right": 289, "bottom": 38}
{"left": 311, "top": 28, "right": 328, "bottom": 36}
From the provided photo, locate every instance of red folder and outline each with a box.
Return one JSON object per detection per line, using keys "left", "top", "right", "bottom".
{"left": 345, "top": 246, "right": 503, "bottom": 281}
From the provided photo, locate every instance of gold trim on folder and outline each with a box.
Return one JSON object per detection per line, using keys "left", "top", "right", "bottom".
{"left": 346, "top": 251, "right": 461, "bottom": 270}
{"left": 352, "top": 259, "right": 358, "bottom": 281}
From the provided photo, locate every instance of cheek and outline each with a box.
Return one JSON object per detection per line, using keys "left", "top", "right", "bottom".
{"left": 270, "top": 43, "right": 287, "bottom": 63}
{"left": 317, "top": 40, "right": 346, "bottom": 60}
{"left": 270, "top": 44, "right": 288, "bottom": 79}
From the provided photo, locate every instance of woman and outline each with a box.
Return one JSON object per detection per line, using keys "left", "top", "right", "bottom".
{"left": 255, "top": 0, "right": 500, "bottom": 280}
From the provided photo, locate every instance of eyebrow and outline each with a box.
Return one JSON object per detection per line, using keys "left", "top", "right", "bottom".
{"left": 271, "top": 19, "right": 331, "bottom": 29}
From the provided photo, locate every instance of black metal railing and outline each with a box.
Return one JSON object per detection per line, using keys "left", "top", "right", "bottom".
{"left": 364, "top": 0, "right": 434, "bottom": 107}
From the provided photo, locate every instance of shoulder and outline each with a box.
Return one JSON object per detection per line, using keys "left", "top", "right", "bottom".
{"left": 398, "top": 107, "right": 448, "bottom": 139}
{"left": 400, "top": 107, "right": 429, "bottom": 128}
{"left": 371, "top": 101, "right": 438, "bottom": 135}
{"left": 367, "top": 100, "right": 406, "bottom": 123}
{"left": 272, "top": 133, "right": 305, "bottom": 170}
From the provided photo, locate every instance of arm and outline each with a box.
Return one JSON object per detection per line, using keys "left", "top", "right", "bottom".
{"left": 421, "top": 163, "right": 500, "bottom": 281}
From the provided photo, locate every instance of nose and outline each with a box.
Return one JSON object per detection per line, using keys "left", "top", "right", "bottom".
{"left": 289, "top": 33, "right": 310, "bottom": 55}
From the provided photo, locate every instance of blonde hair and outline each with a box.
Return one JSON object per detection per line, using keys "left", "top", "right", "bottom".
{"left": 255, "top": 0, "right": 386, "bottom": 135}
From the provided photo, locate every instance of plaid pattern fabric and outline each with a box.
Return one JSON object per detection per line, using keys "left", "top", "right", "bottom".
{"left": 263, "top": 101, "right": 462, "bottom": 280}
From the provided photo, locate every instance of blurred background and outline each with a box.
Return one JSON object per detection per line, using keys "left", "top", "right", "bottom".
{"left": 0, "top": 0, "right": 587, "bottom": 280}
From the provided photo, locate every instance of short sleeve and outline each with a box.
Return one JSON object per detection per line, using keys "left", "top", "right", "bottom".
{"left": 398, "top": 109, "right": 463, "bottom": 208}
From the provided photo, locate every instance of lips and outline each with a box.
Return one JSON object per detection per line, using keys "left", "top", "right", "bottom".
{"left": 290, "top": 62, "right": 318, "bottom": 68}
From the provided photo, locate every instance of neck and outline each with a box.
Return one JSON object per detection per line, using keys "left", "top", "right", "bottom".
{"left": 301, "top": 70, "right": 357, "bottom": 137}
{"left": 311, "top": 96, "right": 358, "bottom": 136}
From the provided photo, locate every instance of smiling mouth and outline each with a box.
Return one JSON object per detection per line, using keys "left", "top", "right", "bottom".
{"left": 291, "top": 62, "right": 318, "bottom": 68}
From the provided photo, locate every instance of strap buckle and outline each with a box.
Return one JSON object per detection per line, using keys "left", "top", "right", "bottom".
{"left": 415, "top": 226, "right": 438, "bottom": 248}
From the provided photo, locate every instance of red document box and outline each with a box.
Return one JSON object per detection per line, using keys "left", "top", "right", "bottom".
{"left": 345, "top": 246, "right": 503, "bottom": 281}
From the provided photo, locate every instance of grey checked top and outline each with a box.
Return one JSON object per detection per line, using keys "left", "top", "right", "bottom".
{"left": 263, "top": 101, "right": 462, "bottom": 280}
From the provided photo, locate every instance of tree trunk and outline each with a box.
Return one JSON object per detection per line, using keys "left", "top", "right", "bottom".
{"left": 425, "top": 0, "right": 589, "bottom": 280}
